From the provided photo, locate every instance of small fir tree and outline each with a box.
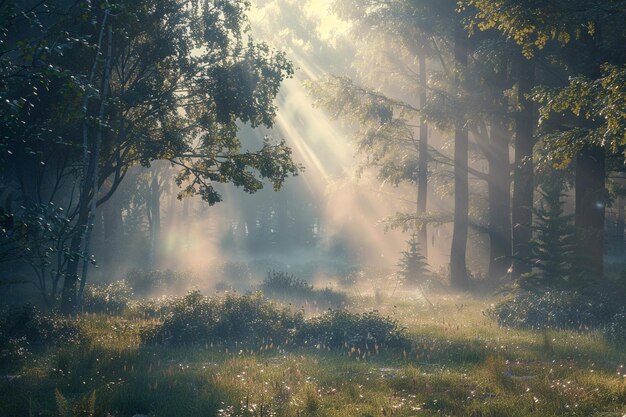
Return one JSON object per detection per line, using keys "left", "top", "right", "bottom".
{"left": 398, "top": 233, "right": 429, "bottom": 285}
{"left": 523, "top": 180, "right": 581, "bottom": 290}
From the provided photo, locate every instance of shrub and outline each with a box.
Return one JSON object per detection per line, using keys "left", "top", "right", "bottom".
{"left": 491, "top": 289, "right": 623, "bottom": 330}
{"left": 141, "top": 291, "right": 407, "bottom": 353}
{"left": 261, "top": 271, "right": 347, "bottom": 307}
{"left": 0, "top": 305, "right": 80, "bottom": 368}
{"left": 82, "top": 280, "right": 133, "bottom": 314}
{"left": 126, "top": 295, "right": 177, "bottom": 319}
{"left": 141, "top": 291, "right": 303, "bottom": 346}
{"left": 294, "top": 309, "right": 409, "bottom": 351}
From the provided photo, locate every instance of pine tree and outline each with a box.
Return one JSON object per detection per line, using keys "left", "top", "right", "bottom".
{"left": 398, "top": 234, "right": 430, "bottom": 286}
{"left": 523, "top": 180, "right": 581, "bottom": 291}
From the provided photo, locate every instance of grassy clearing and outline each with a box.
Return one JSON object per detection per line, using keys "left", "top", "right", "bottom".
{"left": 1, "top": 291, "right": 624, "bottom": 417}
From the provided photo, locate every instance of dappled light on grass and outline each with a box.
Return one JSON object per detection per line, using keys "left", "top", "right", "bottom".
{"left": 1, "top": 292, "right": 625, "bottom": 416}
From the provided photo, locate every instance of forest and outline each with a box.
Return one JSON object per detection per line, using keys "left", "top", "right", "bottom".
{"left": 0, "top": 0, "right": 625, "bottom": 416}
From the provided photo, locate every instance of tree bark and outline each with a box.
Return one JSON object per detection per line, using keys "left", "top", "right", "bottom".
{"left": 148, "top": 170, "right": 162, "bottom": 269}
{"left": 486, "top": 120, "right": 512, "bottom": 281}
{"left": 575, "top": 145, "right": 605, "bottom": 280}
{"left": 511, "top": 55, "right": 535, "bottom": 279}
{"left": 417, "top": 53, "right": 429, "bottom": 258}
{"left": 102, "top": 195, "right": 123, "bottom": 273}
{"left": 617, "top": 196, "right": 624, "bottom": 257}
{"left": 61, "top": 198, "right": 89, "bottom": 314}
{"left": 450, "top": 24, "right": 469, "bottom": 289}
{"left": 61, "top": 10, "right": 111, "bottom": 313}
{"left": 78, "top": 24, "right": 113, "bottom": 307}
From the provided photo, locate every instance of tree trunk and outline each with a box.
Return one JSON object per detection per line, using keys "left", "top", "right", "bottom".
{"left": 102, "top": 196, "right": 123, "bottom": 273}
{"left": 450, "top": 25, "right": 469, "bottom": 289}
{"left": 486, "top": 121, "right": 512, "bottom": 281}
{"left": 148, "top": 170, "right": 161, "bottom": 269}
{"left": 575, "top": 145, "right": 605, "bottom": 280}
{"left": 617, "top": 196, "right": 624, "bottom": 258}
{"left": 77, "top": 24, "right": 113, "bottom": 307}
{"left": 61, "top": 10, "right": 111, "bottom": 313}
{"left": 61, "top": 198, "right": 89, "bottom": 314}
{"left": 417, "top": 53, "right": 429, "bottom": 257}
{"left": 511, "top": 55, "right": 535, "bottom": 278}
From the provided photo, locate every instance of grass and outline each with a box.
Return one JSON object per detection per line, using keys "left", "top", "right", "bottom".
{"left": 1, "top": 290, "right": 625, "bottom": 417}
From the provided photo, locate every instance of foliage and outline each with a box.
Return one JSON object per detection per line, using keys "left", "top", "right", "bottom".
{"left": 3, "top": 294, "right": 626, "bottom": 416}
{"left": 261, "top": 270, "right": 347, "bottom": 307}
{"left": 0, "top": 199, "right": 79, "bottom": 306}
{"left": 141, "top": 290, "right": 407, "bottom": 353}
{"left": 397, "top": 234, "right": 429, "bottom": 285}
{"left": 0, "top": 305, "right": 80, "bottom": 369}
{"left": 382, "top": 211, "right": 453, "bottom": 233}
{"left": 126, "top": 296, "right": 177, "bottom": 319}
{"left": 295, "top": 309, "right": 409, "bottom": 351}
{"left": 141, "top": 291, "right": 303, "bottom": 346}
{"left": 0, "top": 0, "right": 302, "bottom": 311}
{"left": 461, "top": 0, "right": 626, "bottom": 57}
{"left": 533, "top": 64, "right": 626, "bottom": 168}
{"left": 305, "top": 74, "right": 421, "bottom": 184}
{"left": 520, "top": 180, "right": 581, "bottom": 290}
{"left": 492, "top": 289, "right": 624, "bottom": 330}
{"left": 81, "top": 280, "right": 133, "bottom": 315}
{"left": 55, "top": 389, "right": 97, "bottom": 417}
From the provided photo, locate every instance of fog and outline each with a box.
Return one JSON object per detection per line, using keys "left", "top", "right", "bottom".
{"left": 76, "top": 0, "right": 456, "bottom": 293}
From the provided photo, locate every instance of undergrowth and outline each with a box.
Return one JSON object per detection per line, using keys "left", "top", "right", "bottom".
{"left": 261, "top": 270, "right": 347, "bottom": 308}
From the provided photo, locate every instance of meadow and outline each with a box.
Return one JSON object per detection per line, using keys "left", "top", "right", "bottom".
{"left": 1, "top": 289, "right": 624, "bottom": 417}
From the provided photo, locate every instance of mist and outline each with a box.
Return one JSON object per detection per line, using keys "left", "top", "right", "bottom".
{"left": 1, "top": 1, "right": 625, "bottom": 415}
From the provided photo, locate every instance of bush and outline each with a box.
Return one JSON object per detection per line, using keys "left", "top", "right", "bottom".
{"left": 491, "top": 289, "right": 623, "bottom": 330}
{"left": 126, "top": 295, "right": 177, "bottom": 319}
{"left": 294, "top": 309, "right": 409, "bottom": 351}
{"left": 261, "top": 271, "right": 347, "bottom": 307}
{"left": 0, "top": 305, "right": 81, "bottom": 368}
{"left": 82, "top": 280, "right": 133, "bottom": 314}
{"left": 141, "top": 291, "right": 407, "bottom": 353}
{"left": 141, "top": 291, "right": 303, "bottom": 346}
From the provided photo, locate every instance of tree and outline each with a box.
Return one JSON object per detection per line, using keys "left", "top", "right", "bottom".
{"left": 511, "top": 54, "right": 535, "bottom": 278}
{"left": 1, "top": 0, "right": 301, "bottom": 311}
{"left": 522, "top": 176, "right": 580, "bottom": 291}
{"left": 397, "top": 233, "right": 429, "bottom": 285}
{"left": 449, "top": 21, "right": 470, "bottom": 288}
{"left": 462, "top": 0, "right": 626, "bottom": 281}
{"left": 533, "top": 64, "right": 626, "bottom": 278}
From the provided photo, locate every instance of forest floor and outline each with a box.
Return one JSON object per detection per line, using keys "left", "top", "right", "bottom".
{"left": 1, "top": 289, "right": 625, "bottom": 417}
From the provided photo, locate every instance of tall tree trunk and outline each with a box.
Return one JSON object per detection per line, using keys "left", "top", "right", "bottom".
{"left": 102, "top": 196, "right": 123, "bottom": 273}
{"left": 61, "top": 198, "right": 89, "bottom": 313}
{"left": 417, "top": 53, "right": 429, "bottom": 258}
{"left": 617, "top": 196, "right": 625, "bottom": 258}
{"left": 575, "top": 145, "right": 605, "bottom": 280}
{"left": 450, "top": 25, "right": 469, "bottom": 289}
{"left": 486, "top": 121, "right": 512, "bottom": 281}
{"left": 148, "top": 170, "right": 161, "bottom": 269}
{"left": 61, "top": 9, "right": 110, "bottom": 314}
{"left": 511, "top": 55, "right": 535, "bottom": 279}
{"left": 78, "top": 24, "right": 113, "bottom": 307}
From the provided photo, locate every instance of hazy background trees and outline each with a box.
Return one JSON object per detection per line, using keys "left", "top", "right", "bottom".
{"left": 1, "top": 0, "right": 625, "bottom": 310}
